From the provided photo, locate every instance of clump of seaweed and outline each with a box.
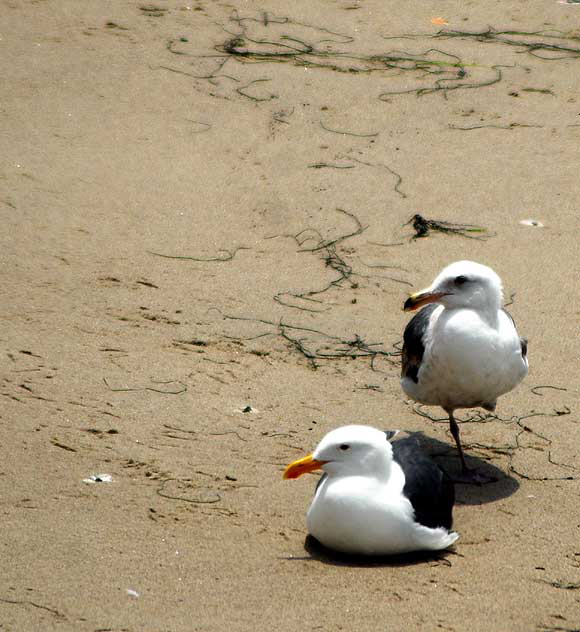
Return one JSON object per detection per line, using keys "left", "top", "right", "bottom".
{"left": 405, "top": 214, "right": 490, "bottom": 240}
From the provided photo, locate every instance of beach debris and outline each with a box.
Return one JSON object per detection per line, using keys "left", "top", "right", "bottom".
{"left": 235, "top": 404, "right": 258, "bottom": 414}
{"left": 105, "top": 22, "right": 129, "bottom": 30}
{"left": 405, "top": 214, "right": 489, "bottom": 240}
{"left": 431, "top": 17, "right": 449, "bottom": 25}
{"left": 126, "top": 589, "right": 140, "bottom": 598}
{"left": 519, "top": 219, "right": 544, "bottom": 227}
{"left": 83, "top": 473, "right": 113, "bottom": 484}
{"left": 537, "top": 579, "right": 580, "bottom": 589}
{"left": 139, "top": 5, "right": 167, "bottom": 17}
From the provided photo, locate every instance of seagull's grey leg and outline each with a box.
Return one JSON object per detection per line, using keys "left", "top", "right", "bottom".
{"left": 448, "top": 410, "right": 469, "bottom": 472}
{"left": 447, "top": 409, "right": 497, "bottom": 485}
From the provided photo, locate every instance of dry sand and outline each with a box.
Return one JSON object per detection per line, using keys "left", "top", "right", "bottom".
{"left": 1, "top": 0, "right": 579, "bottom": 630}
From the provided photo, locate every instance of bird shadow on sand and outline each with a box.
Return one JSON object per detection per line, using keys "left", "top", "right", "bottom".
{"left": 302, "top": 535, "right": 460, "bottom": 568}
{"left": 407, "top": 431, "right": 520, "bottom": 506}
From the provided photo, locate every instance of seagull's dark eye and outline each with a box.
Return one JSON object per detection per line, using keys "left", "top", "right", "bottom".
{"left": 454, "top": 275, "right": 469, "bottom": 286}
{"left": 339, "top": 444, "right": 350, "bottom": 451}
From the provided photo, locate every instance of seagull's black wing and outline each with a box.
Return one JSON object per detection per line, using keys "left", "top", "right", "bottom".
{"left": 392, "top": 436, "right": 455, "bottom": 530}
{"left": 401, "top": 304, "right": 437, "bottom": 383}
{"left": 519, "top": 337, "right": 528, "bottom": 358}
{"left": 501, "top": 307, "right": 528, "bottom": 359}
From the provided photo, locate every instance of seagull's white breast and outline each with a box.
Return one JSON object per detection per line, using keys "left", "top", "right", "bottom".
{"left": 306, "top": 464, "right": 458, "bottom": 555}
{"left": 404, "top": 306, "right": 528, "bottom": 410}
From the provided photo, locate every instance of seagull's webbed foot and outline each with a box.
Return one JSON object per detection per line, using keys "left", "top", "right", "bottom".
{"left": 452, "top": 466, "right": 499, "bottom": 486}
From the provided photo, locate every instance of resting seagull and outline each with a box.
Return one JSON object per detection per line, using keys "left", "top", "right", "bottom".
{"left": 283, "top": 425, "right": 458, "bottom": 556}
{"left": 402, "top": 261, "right": 528, "bottom": 482}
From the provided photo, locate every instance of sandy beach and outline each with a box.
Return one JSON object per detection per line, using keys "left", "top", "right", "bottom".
{"left": 1, "top": 0, "right": 579, "bottom": 630}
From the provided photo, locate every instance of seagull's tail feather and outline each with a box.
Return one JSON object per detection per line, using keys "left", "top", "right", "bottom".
{"left": 415, "top": 525, "right": 460, "bottom": 551}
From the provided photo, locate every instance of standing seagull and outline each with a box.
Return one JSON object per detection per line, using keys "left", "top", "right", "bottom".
{"left": 284, "top": 425, "right": 458, "bottom": 555}
{"left": 401, "top": 261, "right": 528, "bottom": 482}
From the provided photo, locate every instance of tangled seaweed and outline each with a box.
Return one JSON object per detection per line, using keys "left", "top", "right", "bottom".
{"left": 218, "top": 310, "right": 399, "bottom": 371}
{"left": 431, "top": 28, "right": 580, "bottom": 60}
{"left": 160, "top": 10, "right": 504, "bottom": 100}
{"left": 405, "top": 214, "right": 490, "bottom": 240}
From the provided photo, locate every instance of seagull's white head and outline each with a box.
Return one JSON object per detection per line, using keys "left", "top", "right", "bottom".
{"left": 283, "top": 425, "right": 395, "bottom": 481}
{"left": 404, "top": 260, "right": 503, "bottom": 313}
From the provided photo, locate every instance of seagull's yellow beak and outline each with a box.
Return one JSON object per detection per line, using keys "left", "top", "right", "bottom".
{"left": 283, "top": 453, "right": 328, "bottom": 480}
{"left": 403, "top": 290, "right": 447, "bottom": 311}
